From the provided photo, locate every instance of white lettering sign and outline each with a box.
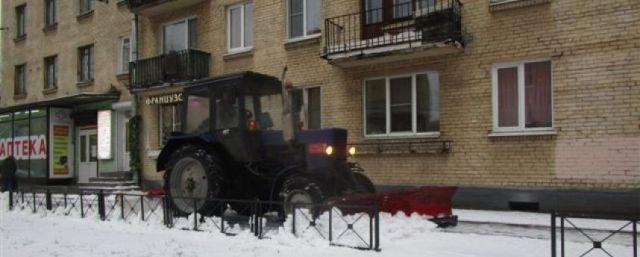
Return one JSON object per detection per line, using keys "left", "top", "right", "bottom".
{"left": 145, "top": 93, "right": 183, "bottom": 105}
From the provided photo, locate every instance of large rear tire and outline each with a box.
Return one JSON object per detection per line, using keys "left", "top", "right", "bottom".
{"left": 164, "top": 145, "right": 224, "bottom": 216}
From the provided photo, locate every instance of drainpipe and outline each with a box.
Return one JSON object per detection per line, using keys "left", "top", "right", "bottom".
{"left": 131, "top": 13, "right": 143, "bottom": 187}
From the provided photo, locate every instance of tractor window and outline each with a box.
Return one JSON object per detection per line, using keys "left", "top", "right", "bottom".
{"left": 245, "top": 94, "right": 283, "bottom": 131}
{"left": 215, "top": 91, "right": 240, "bottom": 129}
{"left": 185, "top": 95, "right": 211, "bottom": 133}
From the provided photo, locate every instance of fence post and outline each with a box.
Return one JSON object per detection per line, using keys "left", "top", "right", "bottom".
{"left": 633, "top": 220, "right": 637, "bottom": 257}
{"left": 220, "top": 200, "right": 225, "bottom": 234}
{"left": 98, "top": 190, "right": 106, "bottom": 221}
{"left": 291, "top": 203, "right": 297, "bottom": 236}
{"left": 375, "top": 204, "right": 380, "bottom": 251}
{"left": 32, "top": 192, "right": 36, "bottom": 213}
{"left": 45, "top": 189, "right": 52, "bottom": 210}
{"left": 140, "top": 195, "right": 145, "bottom": 221}
{"left": 551, "top": 212, "right": 556, "bottom": 257}
{"left": 560, "top": 217, "right": 565, "bottom": 257}
{"left": 193, "top": 198, "right": 198, "bottom": 231}
{"left": 120, "top": 194, "right": 125, "bottom": 220}
{"left": 80, "top": 192, "right": 85, "bottom": 218}
{"left": 329, "top": 204, "right": 333, "bottom": 244}
{"left": 8, "top": 189, "right": 13, "bottom": 210}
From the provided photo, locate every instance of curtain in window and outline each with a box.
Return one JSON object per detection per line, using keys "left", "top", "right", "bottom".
{"left": 389, "top": 77, "right": 412, "bottom": 132}
{"left": 498, "top": 67, "right": 518, "bottom": 127}
{"left": 289, "top": 0, "right": 304, "bottom": 38}
{"left": 365, "top": 79, "right": 386, "bottom": 135}
{"left": 525, "top": 61, "right": 552, "bottom": 128}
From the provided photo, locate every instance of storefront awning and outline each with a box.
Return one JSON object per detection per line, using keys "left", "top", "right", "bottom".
{"left": 0, "top": 92, "right": 121, "bottom": 114}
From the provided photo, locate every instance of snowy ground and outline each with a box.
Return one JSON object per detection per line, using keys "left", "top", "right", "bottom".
{"left": 0, "top": 193, "right": 636, "bottom": 257}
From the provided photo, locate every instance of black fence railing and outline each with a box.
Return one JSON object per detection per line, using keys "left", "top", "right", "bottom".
{"left": 551, "top": 212, "right": 639, "bottom": 257}
{"left": 129, "top": 49, "right": 210, "bottom": 90}
{"left": 6, "top": 188, "right": 381, "bottom": 251}
{"left": 324, "top": 0, "right": 462, "bottom": 57}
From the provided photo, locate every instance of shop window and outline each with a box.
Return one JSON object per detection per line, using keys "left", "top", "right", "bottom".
{"left": 0, "top": 109, "right": 49, "bottom": 179}
{"left": 15, "top": 64, "right": 27, "bottom": 96}
{"left": 364, "top": 71, "right": 440, "bottom": 136}
{"left": 227, "top": 2, "right": 254, "bottom": 52}
{"left": 29, "top": 109, "right": 48, "bottom": 178}
{"left": 0, "top": 114, "right": 14, "bottom": 165}
{"left": 44, "top": 56, "right": 57, "bottom": 90}
{"left": 78, "top": 44, "right": 94, "bottom": 82}
{"left": 290, "top": 87, "right": 322, "bottom": 130}
{"left": 492, "top": 60, "right": 552, "bottom": 132}
{"left": 45, "top": 0, "right": 57, "bottom": 26}
{"left": 163, "top": 18, "right": 197, "bottom": 53}
{"left": 16, "top": 5, "right": 26, "bottom": 39}
{"left": 159, "top": 103, "right": 182, "bottom": 147}
{"left": 287, "top": 0, "right": 321, "bottom": 39}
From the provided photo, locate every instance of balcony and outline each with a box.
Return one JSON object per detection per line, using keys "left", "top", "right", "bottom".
{"left": 126, "top": 0, "right": 207, "bottom": 16}
{"left": 323, "top": 0, "right": 463, "bottom": 67}
{"left": 129, "top": 49, "right": 210, "bottom": 90}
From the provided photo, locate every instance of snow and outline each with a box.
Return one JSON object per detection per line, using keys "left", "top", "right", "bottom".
{"left": 1, "top": 192, "right": 636, "bottom": 257}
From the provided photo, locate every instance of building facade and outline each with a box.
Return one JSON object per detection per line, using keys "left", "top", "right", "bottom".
{"left": 2, "top": 0, "right": 638, "bottom": 212}
{"left": 1, "top": 0, "right": 135, "bottom": 186}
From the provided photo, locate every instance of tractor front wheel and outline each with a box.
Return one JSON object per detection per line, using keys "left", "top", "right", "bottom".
{"left": 280, "top": 177, "right": 326, "bottom": 217}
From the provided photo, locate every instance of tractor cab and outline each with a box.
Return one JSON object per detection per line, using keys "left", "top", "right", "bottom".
{"left": 180, "top": 72, "right": 284, "bottom": 162}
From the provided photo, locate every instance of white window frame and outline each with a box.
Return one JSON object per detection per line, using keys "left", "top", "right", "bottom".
{"left": 16, "top": 5, "right": 27, "bottom": 38}
{"left": 117, "top": 36, "right": 131, "bottom": 74}
{"left": 227, "top": 2, "right": 253, "bottom": 53}
{"left": 286, "top": 0, "right": 322, "bottom": 40}
{"left": 292, "top": 86, "right": 323, "bottom": 129}
{"left": 161, "top": 16, "right": 197, "bottom": 54}
{"left": 363, "top": 71, "right": 440, "bottom": 139}
{"left": 158, "top": 104, "right": 182, "bottom": 147}
{"left": 491, "top": 59, "right": 555, "bottom": 134}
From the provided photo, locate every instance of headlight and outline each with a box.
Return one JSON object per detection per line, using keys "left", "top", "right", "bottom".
{"left": 348, "top": 146, "right": 356, "bottom": 156}
{"left": 325, "top": 145, "right": 334, "bottom": 156}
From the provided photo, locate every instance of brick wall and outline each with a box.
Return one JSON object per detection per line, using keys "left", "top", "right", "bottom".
{"left": 135, "top": 0, "right": 640, "bottom": 189}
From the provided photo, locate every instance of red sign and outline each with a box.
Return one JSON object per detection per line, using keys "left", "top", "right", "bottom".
{"left": 307, "top": 143, "right": 326, "bottom": 154}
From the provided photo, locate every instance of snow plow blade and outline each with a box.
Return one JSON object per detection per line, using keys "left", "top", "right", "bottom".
{"left": 326, "top": 186, "right": 458, "bottom": 227}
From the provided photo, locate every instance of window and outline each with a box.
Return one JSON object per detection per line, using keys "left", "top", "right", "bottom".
{"left": 44, "top": 56, "right": 57, "bottom": 90}
{"left": 287, "top": 0, "right": 321, "bottom": 39}
{"left": 45, "top": 0, "right": 57, "bottom": 26}
{"left": 163, "top": 18, "right": 197, "bottom": 53}
{"left": 16, "top": 5, "right": 27, "bottom": 39}
{"left": 14, "top": 64, "right": 27, "bottom": 96}
{"left": 364, "top": 72, "right": 440, "bottom": 136}
{"left": 79, "top": 0, "right": 92, "bottom": 15}
{"left": 227, "top": 2, "right": 254, "bottom": 52}
{"left": 492, "top": 60, "right": 553, "bottom": 132}
{"left": 78, "top": 45, "right": 94, "bottom": 82}
{"left": 118, "top": 37, "right": 131, "bottom": 74}
{"left": 159, "top": 104, "right": 182, "bottom": 146}
{"left": 290, "top": 87, "right": 322, "bottom": 129}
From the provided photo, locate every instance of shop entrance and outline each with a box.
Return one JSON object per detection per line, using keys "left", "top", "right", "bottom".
{"left": 78, "top": 128, "right": 98, "bottom": 183}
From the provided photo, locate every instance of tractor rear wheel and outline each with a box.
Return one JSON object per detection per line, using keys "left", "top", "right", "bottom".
{"left": 164, "top": 145, "right": 224, "bottom": 216}
{"left": 280, "top": 176, "right": 326, "bottom": 217}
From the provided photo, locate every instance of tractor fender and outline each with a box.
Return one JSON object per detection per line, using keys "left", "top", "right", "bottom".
{"left": 156, "top": 134, "right": 223, "bottom": 172}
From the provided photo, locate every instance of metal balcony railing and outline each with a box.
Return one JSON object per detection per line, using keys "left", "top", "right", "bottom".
{"left": 126, "top": 0, "right": 162, "bottom": 9}
{"left": 324, "top": 0, "right": 462, "bottom": 57}
{"left": 129, "top": 49, "right": 210, "bottom": 90}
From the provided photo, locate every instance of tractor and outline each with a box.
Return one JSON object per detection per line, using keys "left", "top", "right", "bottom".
{"left": 156, "top": 71, "right": 376, "bottom": 216}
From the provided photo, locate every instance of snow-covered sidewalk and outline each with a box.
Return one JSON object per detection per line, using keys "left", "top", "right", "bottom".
{"left": 0, "top": 193, "right": 636, "bottom": 257}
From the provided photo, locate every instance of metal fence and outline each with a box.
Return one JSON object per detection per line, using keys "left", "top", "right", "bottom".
{"left": 551, "top": 212, "right": 639, "bottom": 257}
{"left": 6, "top": 188, "right": 380, "bottom": 251}
{"left": 129, "top": 49, "right": 210, "bottom": 90}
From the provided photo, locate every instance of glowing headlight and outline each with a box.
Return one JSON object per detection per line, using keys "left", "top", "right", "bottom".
{"left": 325, "top": 145, "right": 334, "bottom": 156}
{"left": 348, "top": 146, "right": 356, "bottom": 156}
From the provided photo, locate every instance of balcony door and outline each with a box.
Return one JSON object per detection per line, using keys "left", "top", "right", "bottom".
{"left": 163, "top": 18, "right": 198, "bottom": 53}
{"left": 362, "top": 0, "right": 436, "bottom": 39}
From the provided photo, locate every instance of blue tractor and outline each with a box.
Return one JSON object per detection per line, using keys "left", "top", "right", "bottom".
{"left": 157, "top": 71, "right": 375, "bottom": 215}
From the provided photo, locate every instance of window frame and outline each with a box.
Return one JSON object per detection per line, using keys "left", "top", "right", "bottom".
{"left": 491, "top": 59, "right": 554, "bottom": 133}
{"left": 77, "top": 44, "right": 94, "bottom": 82}
{"left": 14, "top": 64, "right": 27, "bottom": 96}
{"left": 363, "top": 71, "right": 440, "bottom": 138}
{"left": 16, "top": 4, "right": 27, "bottom": 39}
{"left": 117, "top": 36, "right": 131, "bottom": 74}
{"left": 44, "top": 55, "right": 57, "bottom": 90}
{"left": 79, "top": 0, "right": 92, "bottom": 15}
{"left": 226, "top": 2, "right": 254, "bottom": 53}
{"left": 158, "top": 103, "right": 182, "bottom": 147}
{"left": 286, "top": 0, "right": 322, "bottom": 40}
{"left": 161, "top": 17, "right": 198, "bottom": 54}
{"left": 45, "top": 0, "right": 57, "bottom": 26}
{"left": 291, "top": 86, "right": 323, "bottom": 130}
